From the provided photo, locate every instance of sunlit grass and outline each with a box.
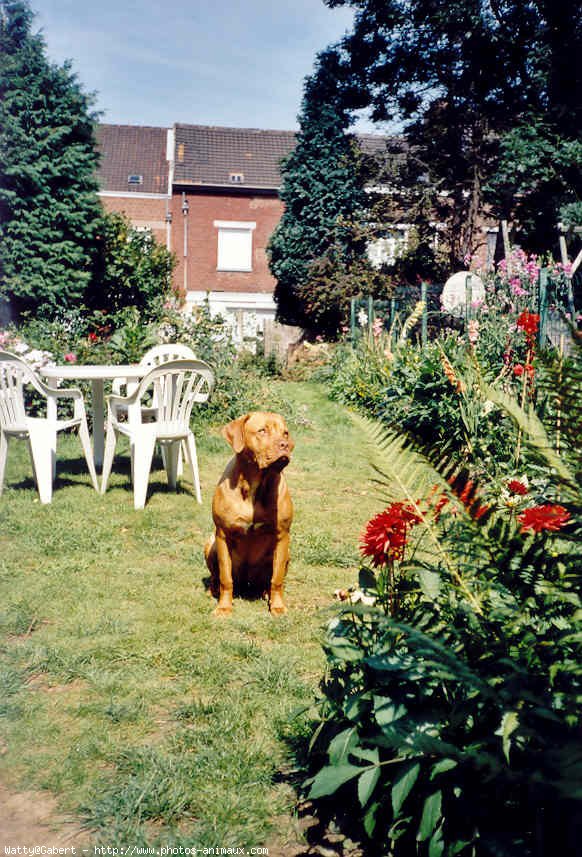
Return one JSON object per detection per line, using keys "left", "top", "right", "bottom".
{"left": 0, "top": 381, "right": 380, "bottom": 848}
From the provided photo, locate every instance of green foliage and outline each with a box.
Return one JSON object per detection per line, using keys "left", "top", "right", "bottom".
{"left": 489, "top": 116, "right": 582, "bottom": 251}
{"left": 89, "top": 212, "right": 176, "bottom": 319}
{"left": 107, "top": 307, "right": 159, "bottom": 364}
{"left": 0, "top": 0, "right": 103, "bottom": 317}
{"left": 268, "top": 49, "right": 375, "bottom": 337}
{"left": 328, "top": 331, "right": 516, "bottom": 477}
{"left": 324, "top": 0, "right": 582, "bottom": 261}
{"left": 307, "top": 361, "right": 582, "bottom": 854}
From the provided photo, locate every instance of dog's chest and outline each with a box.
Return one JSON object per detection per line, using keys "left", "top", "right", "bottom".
{"left": 229, "top": 480, "right": 278, "bottom": 535}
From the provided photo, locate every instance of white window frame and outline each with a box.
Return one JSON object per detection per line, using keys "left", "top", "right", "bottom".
{"left": 214, "top": 220, "right": 256, "bottom": 272}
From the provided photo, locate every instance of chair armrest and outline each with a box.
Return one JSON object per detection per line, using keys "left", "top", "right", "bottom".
{"left": 43, "top": 384, "right": 87, "bottom": 422}
{"left": 106, "top": 389, "right": 142, "bottom": 421}
{"left": 44, "top": 385, "right": 84, "bottom": 401}
{"left": 106, "top": 390, "right": 140, "bottom": 408}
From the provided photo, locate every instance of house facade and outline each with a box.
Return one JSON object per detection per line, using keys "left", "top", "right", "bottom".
{"left": 96, "top": 123, "right": 294, "bottom": 337}
{"left": 96, "top": 122, "right": 498, "bottom": 338}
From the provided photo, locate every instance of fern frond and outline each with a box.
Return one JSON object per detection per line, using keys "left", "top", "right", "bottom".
{"left": 482, "top": 383, "right": 576, "bottom": 490}
{"left": 352, "top": 413, "right": 484, "bottom": 614}
{"left": 537, "top": 338, "right": 582, "bottom": 471}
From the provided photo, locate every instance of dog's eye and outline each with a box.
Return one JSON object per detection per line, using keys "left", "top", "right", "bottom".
{"left": 258, "top": 428, "right": 267, "bottom": 435}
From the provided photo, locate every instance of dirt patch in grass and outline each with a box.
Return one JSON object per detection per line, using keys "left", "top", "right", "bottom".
{"left": 0, "top": 783, "right": 90, "bottom": 847}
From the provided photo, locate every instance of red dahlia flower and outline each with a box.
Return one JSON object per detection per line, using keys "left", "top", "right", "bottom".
{"left": 360, "top": 502, "right": 421, "bottom": 565}
{"left": 508, "top": 479, "right": 528, "bottom": 496}
{"left": 517, "top": 504, "right": 571, "bottom": 533}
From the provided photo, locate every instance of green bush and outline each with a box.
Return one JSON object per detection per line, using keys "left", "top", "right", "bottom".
{"left": 89, "top": 212, "right": 176, "bottom": 320}
{"left": 307, "top": 344, "right": 581, "bottom": 855}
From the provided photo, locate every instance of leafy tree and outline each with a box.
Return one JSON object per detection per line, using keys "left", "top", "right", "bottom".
{"left": 325, "top": 0, "right": 582, "bottom": 262}
{"left": 90, "top": 211, "right": 176, "bottom": 320}
{"left": 490, "top": 116, "right": 582, "bottom": 251}
{"left": 0, "top": 0, "right": 103, "bottom": 318}
{"left": 268, "top": 50, "right": 376, "bottom": 337}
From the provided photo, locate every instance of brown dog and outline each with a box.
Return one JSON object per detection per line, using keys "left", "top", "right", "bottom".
{"left": 204, "top": 412, "right": 294, "bottom": 616}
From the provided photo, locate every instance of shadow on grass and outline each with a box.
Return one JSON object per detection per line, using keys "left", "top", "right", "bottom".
{"left": 275, "top": 725, "right": 369, "bottom": 857}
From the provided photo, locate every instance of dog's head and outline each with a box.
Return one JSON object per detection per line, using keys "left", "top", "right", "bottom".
{"left": 223, "top": 412, "right": 294, "bottom": 471}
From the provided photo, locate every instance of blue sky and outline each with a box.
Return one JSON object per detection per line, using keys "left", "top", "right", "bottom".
{"left": 32, "top": 0, "right": 375, "bottom": 131}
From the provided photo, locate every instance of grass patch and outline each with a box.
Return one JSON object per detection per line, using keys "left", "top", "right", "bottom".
{"left": 0, "top": 381, "right": 381, "bottom": 847}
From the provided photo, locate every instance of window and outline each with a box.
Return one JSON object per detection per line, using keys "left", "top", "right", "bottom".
{"left": 229, "top": 172, "right": 244, "bottom": 183}
{"left": 127, "top": 174, "right": 143, "bottom": 185}
{"left": 214, "top": 221, "right": 256, "bottom": 272}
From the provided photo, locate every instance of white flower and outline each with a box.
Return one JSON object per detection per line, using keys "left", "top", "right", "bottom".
{"left": 357, "top": 308, "right": 368, "bottom": 327}
{"left": 13, "top": 341, "right": 29, "bottom": 354}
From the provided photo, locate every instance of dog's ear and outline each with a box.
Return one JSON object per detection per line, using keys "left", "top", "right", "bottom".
{"left": 222, "top": 415, "right": 248, "bottom": 453}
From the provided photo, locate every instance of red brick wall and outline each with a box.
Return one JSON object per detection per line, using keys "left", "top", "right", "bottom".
{"left": 171, "top": 190, "right": 284, "bottom": 296}
{"left": 99, "top": 194, "right": 169, "bottom": 246}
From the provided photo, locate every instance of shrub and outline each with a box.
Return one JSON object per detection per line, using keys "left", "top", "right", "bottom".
{"left": 307, "top": 345, "right": 581, "bottom": 854}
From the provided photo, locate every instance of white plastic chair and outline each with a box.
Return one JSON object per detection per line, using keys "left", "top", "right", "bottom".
{"left": 101, "top": 359, "right": 214, "bottom": 509}
{"left": 111, "top": 343, "right": 198, "bottom": 406}
{"left": 0, "top": 351, "right": 99, "bottom": 504}
{"left": 112, "top": 343, "right": 198, "bottom": 473}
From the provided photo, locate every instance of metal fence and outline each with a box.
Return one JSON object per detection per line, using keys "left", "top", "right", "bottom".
{"left": 349, "top": 268, "right": 577, "bottom": 351}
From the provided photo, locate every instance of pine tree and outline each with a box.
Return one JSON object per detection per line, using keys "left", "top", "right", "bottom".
{"left": 268, "top": 50, "right": 374, "bottom": 336}
{"left": 0, "top": 0, "right": 103, "bottom": 318}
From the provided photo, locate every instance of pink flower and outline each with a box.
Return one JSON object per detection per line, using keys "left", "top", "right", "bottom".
{"left": 64, "top": 352, "right": 77, "bottom": 364}
{"left": 511, "top": 283, "right": 528, "bottom": 297}
{"left": 468, "top": 319, "right": 479, "bottom": 345}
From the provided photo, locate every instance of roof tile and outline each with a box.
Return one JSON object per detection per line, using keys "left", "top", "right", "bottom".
{"left": 173, "top": 124, "right": 296, "bottom": 189}
{"left": 96, "top": 124, "right": 170, "bottom": 195}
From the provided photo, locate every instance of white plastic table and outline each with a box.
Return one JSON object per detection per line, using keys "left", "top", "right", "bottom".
{"left": 41, "top": 364, "right": 147, "bottom": 468}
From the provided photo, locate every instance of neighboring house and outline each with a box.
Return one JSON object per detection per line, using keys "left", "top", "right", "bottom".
{"left": 96, "top": 122, "right": 295, "bottom": 337}
{"left": 96, "top": 124, "right": 173, "bottom": 248}
{"left": 95, "top": 123, "right": 497, "bottom": 336}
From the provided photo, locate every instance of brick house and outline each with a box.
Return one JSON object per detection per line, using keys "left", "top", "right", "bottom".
{"left": 96, "top": 123, "right": 295, "bottom": 335}
{"left": 171, "top": 124, "right": 295, "bottom": 327}
{"left": 96, "top": 124, "right": 173, "bottom": 248}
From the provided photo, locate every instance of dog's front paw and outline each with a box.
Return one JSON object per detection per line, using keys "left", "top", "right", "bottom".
{"left": 213, "top": 605, "right": 233, "bottom": 618}
{"left": 269, "top": 592, "right": 288, "bottom": 616}
{"left": 270, "top": 605, "right": 288, "bottom": 617}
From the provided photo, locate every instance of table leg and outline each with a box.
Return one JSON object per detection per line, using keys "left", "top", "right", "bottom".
{"left": 91, "top": 379, "right": 105, "bottom": 469}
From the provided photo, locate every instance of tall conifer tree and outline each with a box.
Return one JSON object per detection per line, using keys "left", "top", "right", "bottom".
{"left": 268, "top": 50, "right": 373, "bottom": 336}
{"left": 0, "top": 0, "right": 103, "bottom": 318}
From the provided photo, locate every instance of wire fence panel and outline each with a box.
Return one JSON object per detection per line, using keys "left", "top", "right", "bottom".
{"left": 350, "top": 268, "right": 576, "bottom": 353}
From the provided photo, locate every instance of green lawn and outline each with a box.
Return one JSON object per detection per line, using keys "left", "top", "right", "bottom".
{"left": 0, "top": 381, "right": 381, "bottom": 849}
